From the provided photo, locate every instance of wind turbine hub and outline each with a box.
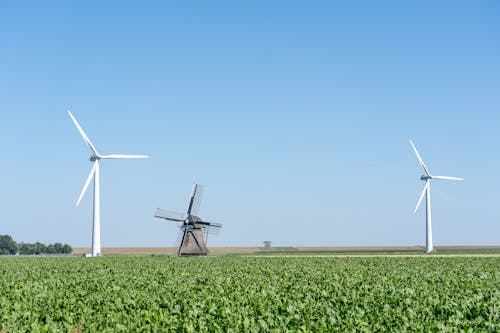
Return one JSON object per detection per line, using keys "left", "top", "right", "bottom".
{"left": 90, "top": 155, "right": 100, "bottom": 162}
{"left": 421, "top": 175, "right": 431, "bottom": 181}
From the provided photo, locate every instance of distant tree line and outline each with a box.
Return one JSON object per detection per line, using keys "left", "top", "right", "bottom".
{"left": 0, "top": 235, "right": 72, "bottom": 255}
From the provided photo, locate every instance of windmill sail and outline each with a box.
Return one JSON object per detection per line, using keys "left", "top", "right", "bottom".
{"left": 154, "top": 208, "right": 185, "bottom": 222}
{"left": 201, "top": 222, "right": 222, "bottom": 235}
{"left": 187, "top": 184, "right": 204, "bottom": 216}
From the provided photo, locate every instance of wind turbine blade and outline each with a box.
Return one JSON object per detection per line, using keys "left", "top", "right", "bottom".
{"left": 100, "top": 154, "right": 149, "bottom": 159}
{"left": 76, "top": 162, "right": 98, "bottom": 206}
{"left": 410, "top": 140, "right": 431, "bottom": 176}
{"left": 68, "top": 110, "right": 99, "bottom": 156}
{"left": 432, "top": 176, "right": 464, "bottom": 181}
{"left": 414, "top": 181, "right": 429, "bottom": 213}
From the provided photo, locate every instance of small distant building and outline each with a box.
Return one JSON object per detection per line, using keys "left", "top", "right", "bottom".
{"left": 263, "top": 241, "right": 272, "bottom": 248}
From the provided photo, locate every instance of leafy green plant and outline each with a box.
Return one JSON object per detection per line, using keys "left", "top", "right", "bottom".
{"left": 0, "top": 256, "right": 498, "bottom": 331}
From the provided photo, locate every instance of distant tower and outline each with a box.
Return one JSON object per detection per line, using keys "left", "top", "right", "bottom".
{"left": 263, "top": 241, "right": 272, "bottom": 248}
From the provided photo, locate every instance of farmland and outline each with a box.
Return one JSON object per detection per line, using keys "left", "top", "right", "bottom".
{"left": 0, "top": 256, "right": 498, "bottom": 332}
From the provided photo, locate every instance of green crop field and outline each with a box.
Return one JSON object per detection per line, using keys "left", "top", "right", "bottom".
{"left": 0, "top": 256, "right": 498, "bottom": 332}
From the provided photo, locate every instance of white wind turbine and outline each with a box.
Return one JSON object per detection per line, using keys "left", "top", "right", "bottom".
{"left": 68, "top": 111, "right": 148, "bottom": 257}
{"left": 410, "top": 140, "right": 463, "bottom": 253}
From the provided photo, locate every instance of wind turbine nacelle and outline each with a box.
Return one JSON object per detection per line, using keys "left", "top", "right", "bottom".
{"left": 420, "top": 175, "right": 431, "bottom": 181}
{"left": 90, "top": 155, "right": 100, "bottom": 162}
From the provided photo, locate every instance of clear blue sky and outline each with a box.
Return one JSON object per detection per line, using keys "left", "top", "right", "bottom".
{"left": 1, "top": 1, "right": 499, "bottom": 247}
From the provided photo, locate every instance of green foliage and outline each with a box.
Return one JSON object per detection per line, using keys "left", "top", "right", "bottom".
{"left": 0, "top": 256, "right": 498, "bottom": 332}
{"left": 0, "top": 235, "right": 72, "bottom": 255}
{"left": 17, "top": 242, "right": 72, "bottom": 255}
{"left": 0, "top": 235, "right": 17, "bottom": 255}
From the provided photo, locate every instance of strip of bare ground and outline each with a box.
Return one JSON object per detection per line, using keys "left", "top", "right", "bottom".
{"left": 244, "top": 254, "right": 500, "bottom": 258}
{"left": 71, "top": 246, "right": 500, "bottom": 255}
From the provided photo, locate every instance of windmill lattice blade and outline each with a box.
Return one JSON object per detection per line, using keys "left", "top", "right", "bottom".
{"left": 154, "top": 208, "right": 186, "bottom": 222}
{"left": 68, "top": 111, "right": 99, "bottom": 156}
{"left": 414, "top": 180, "right": 429, "bottom": 213}
{"left": 187, "top": 184, "right": 204, "bottom": 216}
{"left": 410, "top": 140, "right": 431, "bottom": 176}
{"left": 432, "top": 176, "right": 464, "bottom": 181}
{"left": 76, "top": 162, "right": 98, "bottom": 206}
{"left": 205, "top": 222, "right": 222, "bottom": 235}
{"left": 100, "top": 154, "right": 149, "bottom": 159}
{"left": 175, "top": 229, "right": 184, "bottom": 247}
{"left": 187, "top": 184, "right": 197, "bottom": 215}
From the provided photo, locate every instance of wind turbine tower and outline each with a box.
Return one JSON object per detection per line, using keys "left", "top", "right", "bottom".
{"left": 410, "top": 140, "right": 463, "bottom": 253}
{"left": 68, "top": 111, "right": 148, "bottom": 257}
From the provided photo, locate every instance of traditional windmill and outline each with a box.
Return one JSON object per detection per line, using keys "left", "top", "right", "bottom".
{"left": 154, "top": 184, "right": 222, "bottom": 256}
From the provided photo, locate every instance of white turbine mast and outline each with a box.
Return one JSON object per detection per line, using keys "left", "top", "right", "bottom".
{"left": 68, "top": 111, "right": 148, "bottom": 257}
{"left": 410, "top": 140, "right": 463, "bottom": 253}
